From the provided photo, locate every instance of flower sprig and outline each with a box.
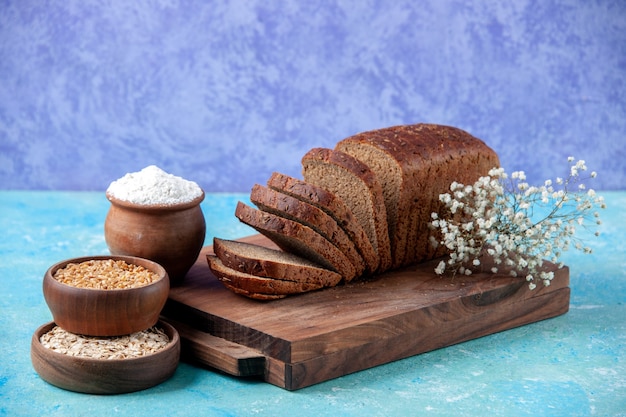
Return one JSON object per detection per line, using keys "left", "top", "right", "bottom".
{"left": 429, "top": 157, "right": 606, "bottom": 289}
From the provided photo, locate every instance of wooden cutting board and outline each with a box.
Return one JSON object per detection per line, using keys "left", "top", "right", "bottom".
{"left": 161, "top": 234, "right": 570, "bottom": 390}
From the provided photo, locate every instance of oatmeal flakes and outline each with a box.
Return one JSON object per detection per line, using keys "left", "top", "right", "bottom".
{"left": 40, "top": 326, "right": 169, "bottom": 359}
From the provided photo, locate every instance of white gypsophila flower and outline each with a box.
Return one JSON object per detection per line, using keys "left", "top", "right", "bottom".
{"left": 430, "top": 156, "right": 605, "bottom": 289}
{"left": 435, "top": 261, "right": 446, "bottom": 275}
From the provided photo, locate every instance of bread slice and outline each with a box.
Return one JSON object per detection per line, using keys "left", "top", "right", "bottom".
{"left": 208, "top": 258, "right": 287, "bottom": 301}
{"left": 219, "top": 280, "right": 287, "bottom": 300}
{"left": 249, "top": 184, "right": 365, "bottom": 280}
{"left": 301, "top": 148, "right": 392, "bottom": 272}
{"left": 335, "top": 123, "right": 500, "bottom": 267}
{"left": 208, "top": 255, "right": 325, "bottom": 297}
{"left": 234, "top": 201, "right": 357, "bottom": 281}
{"left": 267, "top": 172, "right": 379, "bottom": 274}
{"left": 213, "top": 237, "right": 342, "bottom": 287}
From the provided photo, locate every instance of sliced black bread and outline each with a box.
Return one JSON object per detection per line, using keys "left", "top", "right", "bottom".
{"left": 213, "top": 237, "right": 342, "bottom": 287}
{"left": 301, "top": 148, "right": 392, "bottom": 272}
{"left": 234, "top": 201, "right": 357, "bottom": 281}
{"left": 207, "top": 255, "right": 325, "bottom": 297}
{"left": 219, "top": 281, "right": 287, "bottom": 300}
{"left": 267, "top": 172, "right": 379, "bottom": 274}
{"left": 249, "top": 184, "right": 365, "bottom": 280}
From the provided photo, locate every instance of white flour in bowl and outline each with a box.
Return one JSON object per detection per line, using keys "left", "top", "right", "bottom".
{"left": 107, "top": 165, "right": 203, "bottom": 206}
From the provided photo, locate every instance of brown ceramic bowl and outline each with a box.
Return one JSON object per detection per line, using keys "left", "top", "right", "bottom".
{"left": 43, "top": 255, "right": 169, "bottom": 336}
{"left": 31, "top": 320, "right": 180, "bottom": 394}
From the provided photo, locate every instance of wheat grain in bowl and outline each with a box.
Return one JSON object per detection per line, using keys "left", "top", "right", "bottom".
{"left": 43, "top": 255, "right": 170, "bottom": 337}
{"left": 52, "top": 259, "right": 160, "bottom": 290}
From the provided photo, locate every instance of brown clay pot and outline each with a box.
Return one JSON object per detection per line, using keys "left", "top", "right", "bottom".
{"left": 104, "top": 192, "right": 206, "bottom": 285}
{"left": 43, "top": 255, "right": 169, "bottom": 336}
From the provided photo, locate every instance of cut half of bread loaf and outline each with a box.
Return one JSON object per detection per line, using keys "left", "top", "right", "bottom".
{"left": 249, "top": 184, "right": 365, "bottom": 280}
{"left": 234, "top": 201, "right": 357, "bottom": 281}
{"left": 267, "top": 172, "right": 379, "bottom": 274}
{"left": 207, "top": 255, "right": 326, "bottom": 297}
{"left": 213, "top": 237, "right": 342, "bottom": 287}
{"left": 301, "top": 148, "right": 392, "bottom": 272}
{"left": 335, "top": 123, "right": 500, "bottom": 268}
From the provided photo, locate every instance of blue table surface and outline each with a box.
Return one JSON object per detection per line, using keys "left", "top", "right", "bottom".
{"left": 0, "top": 191, "right": 624, "bottom": 417}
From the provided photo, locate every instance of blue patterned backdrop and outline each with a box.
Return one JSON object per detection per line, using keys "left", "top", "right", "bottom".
{"left": 1, "top": 0, "right": 624, "bottom": 192}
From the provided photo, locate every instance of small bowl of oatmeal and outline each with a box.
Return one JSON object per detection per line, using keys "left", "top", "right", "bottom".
{"left": 31, "top": 319, "right": 180, "bottom": 394}
{"left": 43, "top": 255, "right": 169, "bottom": 337}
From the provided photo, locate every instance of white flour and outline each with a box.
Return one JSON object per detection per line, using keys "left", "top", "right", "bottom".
{"left": 107, "top": 165, "right": 203, "bottom": 205}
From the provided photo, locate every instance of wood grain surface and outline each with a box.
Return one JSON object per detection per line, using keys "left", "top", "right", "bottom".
{"left": 162, "top": 234, "right": 570, "bottom": 390}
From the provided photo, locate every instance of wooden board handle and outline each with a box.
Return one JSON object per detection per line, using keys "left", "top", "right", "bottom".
{"left": 163, "top": 317, "right": 266, "bottom": 377}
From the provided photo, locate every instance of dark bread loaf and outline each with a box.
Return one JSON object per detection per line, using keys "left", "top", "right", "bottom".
{"left": 335, "top": 123, "right": 500, "bottom": 268}
{"left": 301, "top": 148, "right": 392, "bottom": 272}
{"left": 207, "top": 255, "right": 326, "bottom": 297}
{"left": 213, "top": 123, "right": 500, "bottom": 299}
{"left": 213, "top": 237, "right": 342, "bottom": 287}
{"left": 234, "top": 201, "right": 357, "bottom": 281}
{"left": 267, "top": 172, "right": 379, "bottom": 274}
{"left": 249, "top": 184, "right": 365, "bottom": 280}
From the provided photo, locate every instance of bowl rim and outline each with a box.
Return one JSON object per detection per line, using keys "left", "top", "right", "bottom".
{"left": 32, "top": 319, "right": 180, "bottom": 364}
{"left": 45, "top": 255, "right": 169, "bottom": 292}
{"left": 105, "top": 190, "right": 205, "bottom": 211}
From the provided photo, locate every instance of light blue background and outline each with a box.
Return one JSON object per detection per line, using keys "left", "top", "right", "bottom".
{"left": 1, "top": 190, "right": 625, "bottom": 416}
{"left": 1, "top": 0, "right": 625, "bottom": 192}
